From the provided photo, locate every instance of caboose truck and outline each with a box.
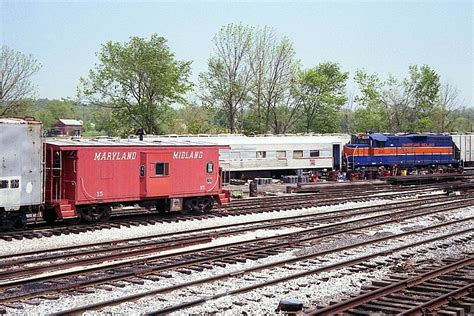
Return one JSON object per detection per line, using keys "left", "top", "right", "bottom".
{"left": 343, "top": 133, "right": 461, "bottom": 174}
{"left": 42, "top": 139, "right": 229, "bottom": 224}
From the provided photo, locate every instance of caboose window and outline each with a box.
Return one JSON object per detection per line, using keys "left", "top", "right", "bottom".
{"left": 10, "top": 179, "right": 19, "bottom": 189}
{"left": 207, "top": 162, "right": 214, "bottom": 173}
{"left": 310, "top": 150, "right": 320, "bottom": 157}
{"left": 155, "top": 163, "right": 169, "bottom": 176}
{"left": 0, "top": 180, "right": 8, "bottom": 189}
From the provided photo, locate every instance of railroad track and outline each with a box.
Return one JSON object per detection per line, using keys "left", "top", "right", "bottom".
{"left": 307, "top": 257, "right": 473, "bottom": 315}
{"left": 54, "top": 210, "right": 473, "bottom": 315}
{"left": 0, "top": 182, "right": 457, "bottom": 241}
{"left": 0, "top": 195, "right": 465, "bottom": 278}
{"left": 1, "top": 194, "right": 472, "bottom": 314}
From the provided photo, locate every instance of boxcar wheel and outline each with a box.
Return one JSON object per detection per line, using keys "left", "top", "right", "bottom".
{"left": 43, "top": 208, "right": 58, "bottom": 225}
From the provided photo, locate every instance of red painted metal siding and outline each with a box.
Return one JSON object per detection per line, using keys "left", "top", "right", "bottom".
{"left": 44, "top": 144, "right": 222, "bottom": 207}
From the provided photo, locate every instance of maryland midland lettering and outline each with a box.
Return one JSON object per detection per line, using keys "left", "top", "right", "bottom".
{"left": 94, "top": 152, "right": 137, "bottom": 161}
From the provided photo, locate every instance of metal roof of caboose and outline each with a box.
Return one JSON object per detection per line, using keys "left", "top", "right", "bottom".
{"left": 44, "top": 137, "right": 222, "bottom": 147}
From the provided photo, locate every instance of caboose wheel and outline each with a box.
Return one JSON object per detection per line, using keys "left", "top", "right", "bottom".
{"left": 184, "top": 199, "right": 198, "bottom": 212}
{"left": 156, "top": 199, "right": 170, "bottom": 214}
{"left": 184, "top": 197, "right": 214, "bottom": 212}
{"left": 99, "top": 205, "right": 112, "bottom": 222}
{"left": 77, "top": 205, "right": 111, "bottom": 222}
{"left": 203, "top": 197, "right": 214, "bottom": 212}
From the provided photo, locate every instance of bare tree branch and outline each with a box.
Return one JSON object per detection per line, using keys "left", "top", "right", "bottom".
{"left": 0, "top": 46, "right": 41, "bottom": 116}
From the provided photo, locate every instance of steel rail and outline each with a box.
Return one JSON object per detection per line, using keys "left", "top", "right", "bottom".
{"left": 2, "top": 208, "right": 473, "bottom": 308}
{"left": 2, "top": 183, "right": 449, "bottom": 239}
{"left": 1, "top": 198, "right": 471, "bottom": 289}
{"left": 306, "top": 258, "right": 473, "bottom": 315}
{"left": 0, "top": 194, "right": 456, "bottom": 268}
{"left": 399, "top": 283, "right": 473, "bottom": 315}
{"left": 57, "top": 225, "right": 474, "bottom": 315}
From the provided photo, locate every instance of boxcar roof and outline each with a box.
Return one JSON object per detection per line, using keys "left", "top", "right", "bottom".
{"left": 0, "top": 117, "right": 42, "bottom": 125}
{"left": 45, "top": 137, "right": 221, "bottom": 147}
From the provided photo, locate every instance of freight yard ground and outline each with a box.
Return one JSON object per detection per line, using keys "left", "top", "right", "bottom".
{"left": 0, "top": 184, "right": 472, "bottom": 315}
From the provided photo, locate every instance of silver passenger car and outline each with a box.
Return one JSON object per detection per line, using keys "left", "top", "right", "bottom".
{"left": 152, "top": 134, "right": 351, "bottom": 178}
{"left": 0, "top": 118, "right": 43, "bottom": 212}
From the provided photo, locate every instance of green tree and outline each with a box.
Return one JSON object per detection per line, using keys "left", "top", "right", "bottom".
{"left": 406, "top": 65, "right": 441, "bottom": 131}
{"left": 34, "top": 99, "right": 76, "bottom": 129}
{"left": 79, "top": 34, "right": 192, "bottom": 135}
{"left": 178, "top": 104, "right": 216, "bottom": 134}
{"left": 352, "top": 70, "right": 388, "bottom": 132}
{"left": 354, "top": 65, "right": 441, "bottom": 133}
{"left": 294, "top": 62, "right": 348, "bottom": 133}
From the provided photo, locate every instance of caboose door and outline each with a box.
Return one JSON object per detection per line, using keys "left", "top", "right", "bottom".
{"left": 144, "top": 152, "right": 172, "bottom": 198}
{"left": 61, "top": 150, "right": 77, "bottom": 203}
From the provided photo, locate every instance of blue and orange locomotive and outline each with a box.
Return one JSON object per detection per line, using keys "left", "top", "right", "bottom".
{"left": 343, "top": 133, "right": 460, "bottom": 171}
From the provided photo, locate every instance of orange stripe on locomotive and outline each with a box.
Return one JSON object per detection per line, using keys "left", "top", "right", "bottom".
{"left": 343, "top": 146, "right": 453, "bottom": 156}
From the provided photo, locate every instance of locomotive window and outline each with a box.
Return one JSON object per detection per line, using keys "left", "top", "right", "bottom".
{"left": 0, "top": 180, "right": 8, "bottom": 189}
{"left": 310, "top": 150, "right": 320, "bottom": 157}
{"left": 10, "top": 179, "right": 19, "bottom": 189}
{"left": 256, "top": 151, "right": 266, "bottom": 158}
{"left": 293, "top": 151, "right": 303, "bottom": 158}
{"left": 155, "top": 163, "right": 169, "bottom": 176}
{"left": 207, "top": 162, "right": 214, "bottom": 173}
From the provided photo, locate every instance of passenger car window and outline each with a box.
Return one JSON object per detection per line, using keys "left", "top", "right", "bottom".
{"left": 310, "top": 150, "right": 320, "bottom": 157}
{"left": 293, "top": 150, "right": 303, "bottom": 158}
{"left": 0, "top": 180, "right": 8, "bottom": 189}
{"left": 10, "top": 179, "right": 20, "bottom": 189}
{"left": 276, "top": 151, "right": 286, "bottom": 159}
{"left": 155, "top": 162, "right": 169, "bottom": 176}
{"left": 256, "top": 151, "right": 266, "bottom": 158}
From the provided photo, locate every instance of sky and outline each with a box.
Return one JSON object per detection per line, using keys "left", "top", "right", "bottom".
{"left": 1, "top": 0, "right": 473, "bottom": 106}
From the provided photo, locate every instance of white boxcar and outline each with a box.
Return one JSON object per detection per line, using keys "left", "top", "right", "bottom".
{"left": 151, "top": 134, "right": 350, "bottom": 177}
{"left": 451, "top": 134, "right": 474, "bottom": 166}
{"left": 0, "top": 118, "right": 43, "bottom": 213}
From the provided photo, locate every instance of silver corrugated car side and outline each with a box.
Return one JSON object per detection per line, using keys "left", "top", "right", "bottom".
{"left": 0, "top": 118, "right": 43, "bottom": 212}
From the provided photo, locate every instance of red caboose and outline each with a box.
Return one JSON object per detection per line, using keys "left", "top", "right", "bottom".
{"left": 43, "top": 138, "right": 229, "bottom": 223}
